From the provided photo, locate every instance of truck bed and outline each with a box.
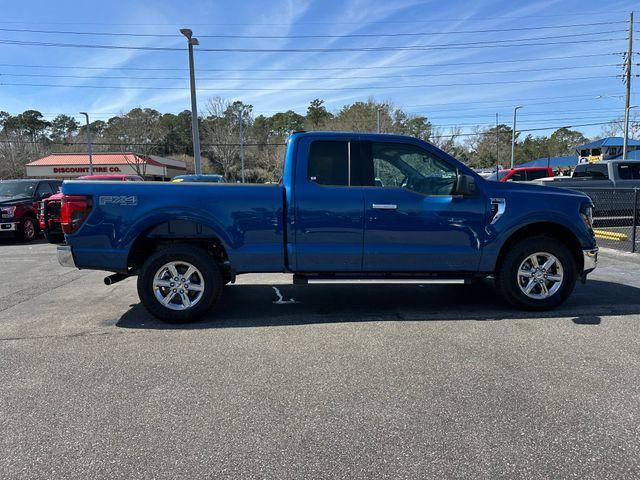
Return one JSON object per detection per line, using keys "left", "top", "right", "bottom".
{"left": 62, "top": 180, "right": 285, "bottom": 273}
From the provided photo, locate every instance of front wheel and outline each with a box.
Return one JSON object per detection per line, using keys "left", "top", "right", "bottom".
{"left": 495, "top": 236, "right": 577, "bottom": 310}
{"left": 137, "top": 245, "right": 223, "bottom": 322}
{"left": 20, "top": 217, "right": 38, "bottom": 242}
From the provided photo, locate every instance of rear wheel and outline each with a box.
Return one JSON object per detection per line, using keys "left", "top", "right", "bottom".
{"left": 137, "top": 245, "right": 222, "bottom": 322}
{"left": 495, "top": 236, "right": 577, "bottom": 310}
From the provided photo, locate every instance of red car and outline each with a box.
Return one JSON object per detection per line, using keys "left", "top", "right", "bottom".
{"left": 486, "top": 167, "right": 554, "bottom": 182}
{"left": 39, "top": 174, "right": 143, "bottom": 243}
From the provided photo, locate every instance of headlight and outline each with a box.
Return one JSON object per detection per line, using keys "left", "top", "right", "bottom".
{"left": 1, "top": 206, "right": 16, "bottom": 218}
{"left": 580, "top": 204, "right": 594, "bottom": 230}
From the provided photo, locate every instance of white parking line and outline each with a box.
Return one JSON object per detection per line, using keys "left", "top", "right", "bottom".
{"left": 271, "top": 286, "right": 298, "bottom": 304}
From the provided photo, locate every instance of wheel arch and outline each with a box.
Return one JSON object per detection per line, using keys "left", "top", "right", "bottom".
{"left": 126, "top": 218, "right": 231, "bottom": 273}
{"left": 494, "top": 221, "right": 584, "bottom": 274}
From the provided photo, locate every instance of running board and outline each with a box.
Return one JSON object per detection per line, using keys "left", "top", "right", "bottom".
{"left": 293, "top": 274, "right": 476, "bottom": 285}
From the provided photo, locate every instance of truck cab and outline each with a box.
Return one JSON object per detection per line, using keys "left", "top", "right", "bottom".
{"left": 57, "top": 132, "right": 598, "bottom": 322}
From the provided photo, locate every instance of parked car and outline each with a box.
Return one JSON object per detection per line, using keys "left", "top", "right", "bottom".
{"left": 0, "top": 179, "right": 62, "bottom": 242}
{"left": 486, "top": 167, "right": 554, "bottom": 182}
{"left": 40, "top": 174, "right": 143, "bottom": 243}
{"left": 172, "top": 174, "right": 226, "bottom": 183}
{"left": 57, "top": 132, "right": 597, "bottom": 322}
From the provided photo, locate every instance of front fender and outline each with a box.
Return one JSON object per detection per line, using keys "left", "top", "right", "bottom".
{"left": 479, "top": 210, "right": 593, "bottom": 272}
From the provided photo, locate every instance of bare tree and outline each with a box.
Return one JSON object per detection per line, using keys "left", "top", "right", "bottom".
{"left": 599, "top": 111, "right": 639, "bottom": 139}
{"left": 202, "top": 97, "right": 253, "bottom": 180}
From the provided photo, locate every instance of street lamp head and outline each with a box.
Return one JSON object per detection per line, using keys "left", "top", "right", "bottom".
{"left": 190, "top": 38, "right": 199, "bottom": 46}
{"left": 180, "top": 28, "right": 193, "bottom": 39}
{"left": 79, "top": 111, "right": 87, "bottom": 115}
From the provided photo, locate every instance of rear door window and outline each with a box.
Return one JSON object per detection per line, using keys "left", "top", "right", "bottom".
{"left": 617, "top": 163, "right": 640, "bottom": 180}
{"left": 586, "top": 164, "right": 609, "bottom": 179}
{"left": 308, "top": 140, "right": 362, "bottom": 186}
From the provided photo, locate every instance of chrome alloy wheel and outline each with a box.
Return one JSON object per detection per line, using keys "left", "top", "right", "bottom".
{"left": 153, "top": 261, "right": 205, "bottom": 310}
{"left": 23, "top": 219, "right": 36, "bottom": 240}
{"left": 517, "top": 252, "right": 564, "bottom": 300}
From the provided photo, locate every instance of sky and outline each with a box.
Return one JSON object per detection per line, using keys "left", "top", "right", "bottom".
{"left": 0, "top": 0, "right": 637, "bottom": 138}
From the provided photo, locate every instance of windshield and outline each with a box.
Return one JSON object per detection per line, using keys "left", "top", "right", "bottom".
{"left": 486, "top": 170, "right": 507, "bottom": 182}
{"left": 172, "top": 175, "right": 223, "bottom": 183}
{"left": 0, "top": 181, "right": 38, "bottom": 199}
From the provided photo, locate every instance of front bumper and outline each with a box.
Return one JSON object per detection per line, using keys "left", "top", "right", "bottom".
{"left": 583, "top": 248, "right": 598, "bottom": 274}
{"left": 57, "top": 245, "right": 76, "bottom": 268}
{"left": 0, "top": 221, "right": 18, "bottom": 232}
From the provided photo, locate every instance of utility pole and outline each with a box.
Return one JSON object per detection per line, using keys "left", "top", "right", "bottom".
{"left": 79, "top": 112, "right": 93, "bottom": 175}
{"left": 180, "top": 28, "right": 202, "bottom": 175}
{"left": 511, "top": 106, "right": 523, "bottom": 169}
{"left": 623, "top": 11, "right": 634, "bottom": 161}
{"left": 238, "top": 107, "right": 245, "bottom": 183}
{"left": 376, "top": 108, "right": 381, "bottom": 133}
{"left": 495, "top": 112, "right": 499, "bottom": 172}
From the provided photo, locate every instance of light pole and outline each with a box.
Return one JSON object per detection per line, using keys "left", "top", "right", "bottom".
{"left": 376, "top": 107, "right": 381, "bottom": 133}
{"left": 510, "top": 105, "right": 523, "bottom": 169}
{"left": 180, "top": 28, "right": 202, "bottom": 175}
{"left": 238, "top": 107, "right": 245, "bottom": 183}
{"left": 79, "top": 112, "right": 93, "bottom": 175}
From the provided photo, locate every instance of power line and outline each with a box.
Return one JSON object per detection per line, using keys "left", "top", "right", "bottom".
{"left": 0, "top": 9, "right": 630, "bottom": 26}
{"left": 0, "top": 63, "right": 619, "bottom": 82}
{"left": 0, "top": 34, "right": 626, "bottom": 53}
{"left": 0, "top": 53, "right": 619, "bottom": 72}
{"left": 0, "top": 75, "right": 618, "bottom": 92}
{"left": 0, "top": 21, "right": 625, "bottom": 39}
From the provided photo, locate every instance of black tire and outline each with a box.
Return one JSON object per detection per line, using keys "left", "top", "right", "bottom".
{"left": 20, "top": 217, "right": 38, "bottom": 242}
{"left": 495, "top": 236, "right": 577, "bottom": 310}
{"left": 137, "top": 244, "right": 223, "bottom": 323}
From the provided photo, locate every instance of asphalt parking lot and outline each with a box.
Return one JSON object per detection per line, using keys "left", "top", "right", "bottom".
{"left": 1, "top": 240, "right": 640, "bottom": 479}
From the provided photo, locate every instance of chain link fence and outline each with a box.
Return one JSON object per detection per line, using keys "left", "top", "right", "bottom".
{"left": 578, "top": 188, "right": 639, "bottom": 253}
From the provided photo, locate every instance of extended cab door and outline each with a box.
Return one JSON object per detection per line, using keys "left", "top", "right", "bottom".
{"left": 361, "top": 140, "right": 485, "bottom": 272}
{"left": 293, "top": 136, "right": 365, "bottom": 271}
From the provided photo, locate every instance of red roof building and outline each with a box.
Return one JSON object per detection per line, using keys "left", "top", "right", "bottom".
{"left": 26, "top": 152, "right": 187, "bottom": 180}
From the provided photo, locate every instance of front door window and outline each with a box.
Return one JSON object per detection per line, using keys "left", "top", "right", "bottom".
{"left": 371, "top": 142, "right": 457, "bottom": 196}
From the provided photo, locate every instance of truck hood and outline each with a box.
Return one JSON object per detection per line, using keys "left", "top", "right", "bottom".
{"left": 486, "top": 178, "right": 591, "bottom": 201}
{"left": 0, "top": 197, "right": 34, "bottom": 207}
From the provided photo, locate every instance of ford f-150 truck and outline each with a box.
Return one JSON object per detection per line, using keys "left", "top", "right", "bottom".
{"left": 57, "top": 132, "right": 598, "bottom": 322}
{"left": 1, "top": 179, "right": 62, "bottom": 241}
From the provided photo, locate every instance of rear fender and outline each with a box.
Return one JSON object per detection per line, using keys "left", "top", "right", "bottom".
{"left": 121, "top": 207, "right": 234, "bottom": 255}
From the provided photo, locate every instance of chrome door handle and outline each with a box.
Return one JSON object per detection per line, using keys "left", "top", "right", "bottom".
{"left": 372, "top": 203, "right": 397, "bottom": 210}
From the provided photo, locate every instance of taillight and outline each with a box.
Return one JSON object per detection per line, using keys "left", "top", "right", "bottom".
{"left": 61, "top": 195, "right": 92, "bottom": 234}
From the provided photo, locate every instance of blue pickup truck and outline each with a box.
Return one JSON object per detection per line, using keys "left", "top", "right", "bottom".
{"left": 57, "top": 132, "right": 598, "bottom": 322}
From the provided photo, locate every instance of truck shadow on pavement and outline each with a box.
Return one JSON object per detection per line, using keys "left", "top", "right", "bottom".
{"left": 115, "top": 279, "right": 640, "bottom": 330}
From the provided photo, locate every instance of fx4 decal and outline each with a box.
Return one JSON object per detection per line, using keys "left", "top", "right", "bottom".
{"left": 99, "top": 195, "right": 138, "bottom": 206}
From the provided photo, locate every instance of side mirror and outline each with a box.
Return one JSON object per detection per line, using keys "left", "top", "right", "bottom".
{"left": 456, "top": 174, "right": 477, "bottom": 196}
{"left": 40, "top": 192, "right": 52, "bottom": 199}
